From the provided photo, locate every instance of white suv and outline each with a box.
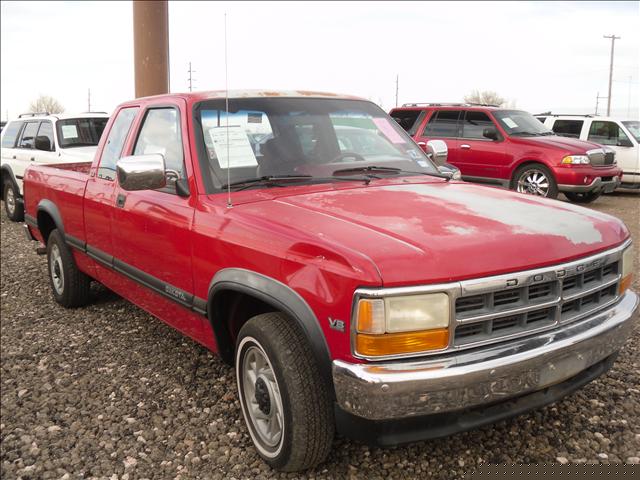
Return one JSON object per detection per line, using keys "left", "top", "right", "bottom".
{"left": 0, "top": 112, "right": 109, "bottom": 220}
{"left": 536, "top": 114, "right": 639, "bottom": 190}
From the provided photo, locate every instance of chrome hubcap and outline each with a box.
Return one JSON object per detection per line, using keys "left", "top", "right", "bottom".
{"left": 517, "top": 170, "right": 550, "bottom": 196}
{"left": 50, "top": 245, "right": 64, "bottom": 295}
{"left": 241, "top": 345, "right": 283, "bottom": 450}
{"left": 5, "top": 187, "right": 15, "bottom": 215}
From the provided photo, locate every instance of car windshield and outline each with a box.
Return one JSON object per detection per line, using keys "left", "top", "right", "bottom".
{"left": 622, "top": 121, "right": 640, "bottom": 142}
{"left": 493, "top": 110, "right": 554, "bottom": 136}
{"left": 195, "top": 97, "right": 438, "bottom": 191}
{"left": 56, "top": 117, "right": 108, "bottom": 148}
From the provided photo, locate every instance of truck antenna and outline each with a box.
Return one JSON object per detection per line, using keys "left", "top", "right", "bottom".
{"left": 224, "top": 12, "right": 232, "bottom": 208}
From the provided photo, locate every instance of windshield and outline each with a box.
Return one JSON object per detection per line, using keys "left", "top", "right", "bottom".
{"left": 622, "top": 121, "right": 640, "bottom": 142}
{"left": 56, "top": 117, "right": 108, "bottom": 148}
{"left": 493, "top": 110, "right": 553, "bottom": 136}
{"left": 195, "top": 98, "right": 438, "bottom": 192}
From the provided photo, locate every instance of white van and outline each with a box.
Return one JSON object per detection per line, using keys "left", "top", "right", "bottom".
{"left": 0, "top": 112, "right": 109, "bottom": 220}
{"left": 536, "top": 114, "right": 639, "bottom": 190}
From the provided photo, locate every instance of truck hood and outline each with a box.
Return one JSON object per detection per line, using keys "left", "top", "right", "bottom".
{"left": 511, "top": 135, "right": 601, "bottom": 153}
{"left": 255, "top": 181, "right": 628, "bottom": 286}
{"left": 59, "top": 146, "right": 98, "bottom": 162}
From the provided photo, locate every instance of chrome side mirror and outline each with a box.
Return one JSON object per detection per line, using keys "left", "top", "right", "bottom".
{"left": 438, "top": 163, "right": 462, "bottom": 180}
{"left": 426, "top": 140, "right": 448, "bottom": 165}
{"left": 116, "top": 154, "right": 166, "bottom": 191}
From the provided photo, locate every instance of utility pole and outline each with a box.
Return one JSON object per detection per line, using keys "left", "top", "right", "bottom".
{"left": 628, "top": 76, "right": 632, "bottom": 118}
{"left": 188, "top": 62, "right": 196, "bottom": 92}
{"left": 395, "top": 74, "right": 399, "bottom": 107}
{"left": 603, "top": 34, "right": 620, "bottom": 116}
{"left": 133, "top": 1, "right": 169, "bottom": 98}
{"left": 595, "top": 91, "right": 607, "bottom": 116}
{"left": 87, "top": 88, "right": 91, "bottom": 112}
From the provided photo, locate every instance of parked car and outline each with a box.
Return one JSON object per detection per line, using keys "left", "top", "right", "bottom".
{"left": 22, "top": 90, "right": 637, "bottom": 472}
{"left": 535, "top": 114, "right": 640, "bottom": 190}
{"left": 0, "top": 112, "right": 109, "bottom": 221}
{"left": 389, "top": 103, "right": 622, "bottom": 203}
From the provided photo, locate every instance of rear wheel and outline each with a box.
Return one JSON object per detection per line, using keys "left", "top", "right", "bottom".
{"left": 512, "top": 164, "right": 558, "bottom": 199}
{"left": 3, "top": 180, "right": 24, "bottom": 222}
{"left": 47, "top": 229, "right": 91, "bottom": 307}
{"left": 564, "top": 190, "right": 602, "bottom": 203}
{"left": 235, "top": 312, "right": 334, "bottom": 471}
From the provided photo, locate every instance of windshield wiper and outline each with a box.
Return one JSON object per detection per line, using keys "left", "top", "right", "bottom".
{"left": 332, "top": 165, "right": 450, "bottom": 181}
{"left": 222, "top": 174, "right": 368, "bottom": 191}
{"left": 511, "top": 131, "right": 541, "bottom": 136}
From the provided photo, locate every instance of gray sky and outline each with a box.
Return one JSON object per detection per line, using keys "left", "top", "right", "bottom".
{"left": 1, "top": 1, "right": 638, "bottom": 120}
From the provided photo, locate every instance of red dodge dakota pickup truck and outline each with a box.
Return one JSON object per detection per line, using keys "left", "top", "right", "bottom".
{"left": 22, "top": 91, "right": 637, "bottom": 472}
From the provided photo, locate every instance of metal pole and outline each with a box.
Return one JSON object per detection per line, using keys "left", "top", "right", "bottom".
{"left": 595, "top": 92, "right": 599, "bottom": 116}
{"left": 628, "top": 76, "right": 632, "bottom": 118}
{"left": 133, "top": 1, "right": 169, "bottom": 98}
{"left": 88, "top": 88, "right": 91, "bottom": 112}
{"left": 188, "top": 62, "right": 192, "bottom": 92}
{"left": 395, "top": 74, "right": 399, "bottom": 107}
{"left": 604, "top": 34, "right": 620, "bottom": 116}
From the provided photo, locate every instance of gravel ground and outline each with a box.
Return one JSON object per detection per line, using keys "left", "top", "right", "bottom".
{"left": 1, "top": 192, "right": 639, "bottom": 479}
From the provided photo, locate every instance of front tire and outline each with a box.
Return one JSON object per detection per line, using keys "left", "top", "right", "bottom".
{"left": 512, "top": 164, "right": 558, "bottom": 199}
{"left": 47, "top": 229, "right": 91, "bottom": 307}
{"left": 564, "top": 190, "right": 602, "bottom": 203}
{"left": 235, "top": 312, "right": 334, "bottom": 472}
{"left": 3, "top": 180, "right": 24, "bottom": 222}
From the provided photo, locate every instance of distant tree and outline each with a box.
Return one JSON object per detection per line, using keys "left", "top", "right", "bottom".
{"left": 29, "top": 95, "right": 64, "bottom": 114}
{"left": 464, "top": 90, "right": 510, "bottom": 107}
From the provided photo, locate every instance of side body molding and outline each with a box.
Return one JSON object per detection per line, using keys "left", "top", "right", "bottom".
{"left": 207, "top": 268, "right": 334, "bottom": 389}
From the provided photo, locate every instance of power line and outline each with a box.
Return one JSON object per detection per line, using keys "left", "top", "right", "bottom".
{"left": 603, "top": 34, "right": 620, "bottom": 116}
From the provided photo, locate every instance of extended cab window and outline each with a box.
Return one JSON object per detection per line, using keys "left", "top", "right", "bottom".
{"left": 134, "top": 108, "right": 184, "bottom": 180}
{"left": 551, "top": 120, "right": 583, "bottom": 138}
{"left": 422, "top": 110, "right": 461, "bottom": 138}
{"left": 588, "top": 121, "right": 631, "bottom": 146}
{"left": 18, "top": 122, "right": 40, "bottom": 149}
{"left": 1, "top": 121, "right": 23, "bottom": 148}
{"left": 99, "top": 107, "right": 139, "bottom": 180}
{"left": 36, "top": 121, "right": 54, "bottom": 151}
{"left": 461, "top": 111, "right": 495, "bottom": 139}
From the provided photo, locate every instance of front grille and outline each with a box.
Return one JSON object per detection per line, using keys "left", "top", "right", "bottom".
{"left": 587, "top": 148, "right": 616, "bottom": 168}
{"left": 604, "top": 151, "right": 615, "bottom": 165}
{"left": 453, "top": 252, "right": 623, "bottom": 348}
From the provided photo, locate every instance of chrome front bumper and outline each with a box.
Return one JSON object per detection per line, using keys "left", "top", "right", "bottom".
{"left": 559, "top": 176, "right": 621, "bottom": 193}
{"left": 333, "top": 290, "right": 638, "bottom": 421}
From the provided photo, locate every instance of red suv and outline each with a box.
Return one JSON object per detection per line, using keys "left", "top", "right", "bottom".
{"left": 390, "top": 103, "right": 622, "bottom": 203}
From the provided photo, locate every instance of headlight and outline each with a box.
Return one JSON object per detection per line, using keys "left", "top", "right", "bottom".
{"left": 620, "top": 246, "right": 634, "bottom": 294}
{"left": 561, "top": 155, "right": 590, "bottom": 165}
{"left": 354, "top": 293, "right": 450, "bottom": 357}
{"left": 452, "top": 169, "right": 462, "bottom": 181}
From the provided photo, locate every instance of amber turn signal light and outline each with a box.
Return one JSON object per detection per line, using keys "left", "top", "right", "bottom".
{"left": 619, "top": 274, "right": 633, "bottom": 295}
{"left": 355, "top": 328, "right": 449, "bottom": 357}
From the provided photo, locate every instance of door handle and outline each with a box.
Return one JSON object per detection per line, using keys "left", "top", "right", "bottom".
{"left": 12, "top": 155, "right": 16, "bottom": 159}
{"left": 30, "top": 157, "right": 35, "bottom": 161}
{"left": 116, "top": 193, "right": 126, "bottom": 208}
{"left": 460, "top": 144, "right": 471, "bottom": 149}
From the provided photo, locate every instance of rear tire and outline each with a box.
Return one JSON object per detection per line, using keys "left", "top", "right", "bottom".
{"left": 564, "top": 191, "right": 602, "bottom": 203}
{"left": 511, "top": 164, "right": 559, "bottom": 199}
{"left": 3, "top": 180, "right": 24, "bottom": 222}
{"left": 235, "top": 312, "right": 334, "bottom": 472}
{"left": 46, "top": 229, "right": 91, "bottom": 308}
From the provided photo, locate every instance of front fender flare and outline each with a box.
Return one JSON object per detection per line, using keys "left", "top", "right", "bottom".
{"left": 208, "top": 268, "right": 333, "bottom": 389}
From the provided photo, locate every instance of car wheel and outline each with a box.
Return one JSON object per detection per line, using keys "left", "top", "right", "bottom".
{"left": 512, "top": 164, "right": 559, "bottom": 199}
{"left": 235, "top": 312, "right": 334, "bottom": 472}
{"left": 3, "top": 180, "right": 24, "bottom": 222}
{"left": 47, "top": 229, "right": 91, "bottom": 308}
{"left": 564, "top": 191, "right": 603, "bottom": 203}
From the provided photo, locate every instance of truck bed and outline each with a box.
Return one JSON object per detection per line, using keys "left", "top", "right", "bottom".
{"left": 23, "top": 162, "right": 92, "bottom": 244}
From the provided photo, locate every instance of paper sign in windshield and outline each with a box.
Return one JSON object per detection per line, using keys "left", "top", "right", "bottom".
{"left": 502, "top": 117, "right": 518, "bottom": 129}
{"left": 208, "top": 126, "right": 258, "bottom": 168}
{"left": 61, "top": 125, "right": 78, "bottom": 139}
{"left": 372, "top": 118, "right": 405, "bottom": 144}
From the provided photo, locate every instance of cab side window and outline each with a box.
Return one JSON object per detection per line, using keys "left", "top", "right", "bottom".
{"left": 588, "top": 121, "right": 631, "bottom": 146}
{"left": 18, "top": 122, "right": 40, "bottom": 149}
{"left": 1, "top": 121, "right": 24, "bottom": 148}
{"left": 551, "top": 120, "right": 583, "bottom": 138}
{"left": 134, "top": 108, "right": 184, "bottom": 182}
{"left": 461, "top": 111, "right": 495, "bottom": 139}
{"left": 98, "top": 107, "right": 139, "bottom": 180}
{"left": 36, "top": 121, "right": 55, "bottom": 151}
{"left": 422, "top": 110, "right": 461, "bottom": 138}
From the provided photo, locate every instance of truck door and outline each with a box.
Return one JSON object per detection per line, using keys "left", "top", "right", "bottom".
{"left": 414, "top": 110, "right": 461, "bottom": 166}
{"left": 110, "top": 103, "right": 201, "bottom": 338}
{"left": 13, "top": 121, "right": 40, "bottom": 193}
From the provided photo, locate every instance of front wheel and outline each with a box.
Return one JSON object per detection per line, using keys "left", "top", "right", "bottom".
{"left": 512, "top": 164, "right": 558, "bottom": 199}
{"left": 3, "top": 180, "right": 24, "bottom": 222}
{"left": 235, "top": 312, "right": 334, "bottom": 471}
{"left": 564, "top": 190, "right": 602, "bottom": 203}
